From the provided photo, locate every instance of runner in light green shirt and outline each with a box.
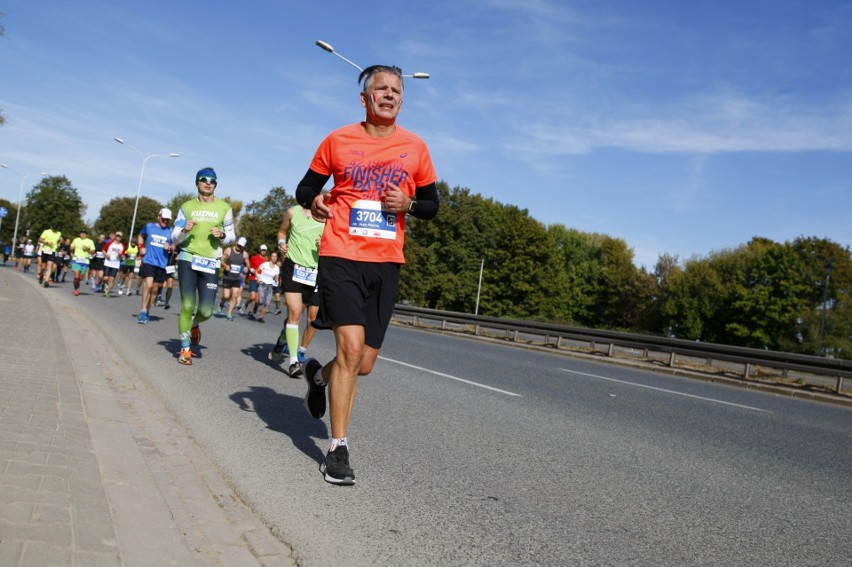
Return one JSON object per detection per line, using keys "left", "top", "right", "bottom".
{"left": 69, "top": 229, "right": 94, "bottom": 296}
{"left": 38, "top": 226, "right": 63, "bottom": 287}
{"left": 120, "top": 243, "right": 139, "bottom": 296}
{"left": 268, "top": 206, "right": 325, "bottom": 377}
{"left": 170, "top": 167, "right": 236, "bottom": 365}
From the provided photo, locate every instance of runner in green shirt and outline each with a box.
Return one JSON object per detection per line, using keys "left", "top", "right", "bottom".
{"left": 38, "top": 225, "right": 62, "bottom": 287}
{"left": 268, "top": 206, "right": 324, "bottom": 377}
{"left": 69, "top": 229, "right": 95, "bottom": 296}
{"left": 120, "top": 243, "right": 138, "bottom": 296}
{"left": 171, "top": 167, "right": 235, "bottom": 365}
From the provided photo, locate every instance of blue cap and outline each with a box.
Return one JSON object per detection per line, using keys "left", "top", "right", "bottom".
{"left": 196, "top": 167, "right": 217, "bottom": 182}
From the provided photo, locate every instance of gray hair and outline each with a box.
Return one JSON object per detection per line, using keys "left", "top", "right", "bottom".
{"left": 358, "top": 65, "right": 404, "bottom": 92}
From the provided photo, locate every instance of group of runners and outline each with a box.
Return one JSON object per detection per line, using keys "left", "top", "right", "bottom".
{"left": 9, "top": 227, "right": 73, "bottom": 285}
{"left": 13, "top": 63, "right": 439, "bottom": 486}
{"left": 11, "top": 227, "right": 149, "bottom": 297}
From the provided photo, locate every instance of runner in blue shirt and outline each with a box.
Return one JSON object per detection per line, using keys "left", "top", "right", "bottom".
{"left": 136, "top": 208, "right": 175, "bottom": 324}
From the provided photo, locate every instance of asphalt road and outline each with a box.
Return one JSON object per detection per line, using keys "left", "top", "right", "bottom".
{"left": 46, "top": 281, "right": 852, "bottom": 566}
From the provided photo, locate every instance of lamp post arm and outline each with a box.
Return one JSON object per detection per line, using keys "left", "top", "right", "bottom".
{"left": 129, "top": 153, "right": 177, "bottom": 243}
{"left": 115, "top": 138, "right": 178, "bottom": 243}
{"left": 332, "top": 51, "right": 363, "bottom": 72}
{"left": 11, "top": 172, "right": 48, "bottom": 247}
{"left": 128, "top": 156, "right": 150, "bottom": 245}
{"left": 315, "top": 39, "right": 430, "bottom": 79}
{"left": 13, "top": 176, "right": 25, "bottom": 248}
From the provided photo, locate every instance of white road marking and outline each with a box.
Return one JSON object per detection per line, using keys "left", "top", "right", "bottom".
{"left": 559, "top": 368, "right": 770, "bottom": 412}
{"left": 379, "top": 356, "right": 522, "bottom": 397}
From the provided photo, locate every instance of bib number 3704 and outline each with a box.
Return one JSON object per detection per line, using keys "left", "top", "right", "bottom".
{"left": 349, "top": 200, "right": 397, "bottom": 240}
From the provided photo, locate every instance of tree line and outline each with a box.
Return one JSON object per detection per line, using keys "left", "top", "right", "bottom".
{"left": 402, "top": 183, "right": 850, "bottom": 359}
{"left": 3, "top": 176, "right": 849, "bottom": 359}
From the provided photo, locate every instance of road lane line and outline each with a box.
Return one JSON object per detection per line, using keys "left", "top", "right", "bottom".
{"left": 559, "top": 368, "right": 770, "bottom": 412}
{"left": 380, "top": 356, "right": 522, "bottom": 397}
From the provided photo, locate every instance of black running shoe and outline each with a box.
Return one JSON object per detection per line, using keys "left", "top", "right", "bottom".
{"left": 321, "top": 445, "right": 355, "bottom": 485}
{"left": 302, "top": 358, "right": 326, "bottom": 419}
{"left": 267, "top": 341, "right": 289, "bottom": 363}
{"left": 288, "top": 361, "right": 303, "bottom": 378}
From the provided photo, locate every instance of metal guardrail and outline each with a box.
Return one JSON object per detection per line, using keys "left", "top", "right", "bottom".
{"left": 392, "top": 305, "right": 852, "bottom": 395}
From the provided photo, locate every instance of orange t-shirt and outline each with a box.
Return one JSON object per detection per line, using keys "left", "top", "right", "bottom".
{"left": 309, "top": 123, "right": 437, "bottom": 264}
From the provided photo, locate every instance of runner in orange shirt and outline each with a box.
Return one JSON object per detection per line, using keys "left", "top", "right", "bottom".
{"left": 296, "top": 64, "right": 439, "bottom": 485}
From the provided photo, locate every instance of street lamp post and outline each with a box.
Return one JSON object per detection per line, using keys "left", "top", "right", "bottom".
{"left": 817, "top": 261, "right": 834, "bottom": 355}
{"left": 315, "top": 40, "right": 431, "bottom": 79}
{"left": 1, "top": 164, "right": 48, "bottom": 249}
{"left": 475, "top": 257, "right": 485, "bottom": 316}
{"left": 113, "top": 138, "right": 179, "bottom": 243}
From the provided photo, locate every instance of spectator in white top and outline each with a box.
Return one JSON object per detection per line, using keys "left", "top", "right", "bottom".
{"left": 255, "top": 251, "right": 280, "bottom": 323}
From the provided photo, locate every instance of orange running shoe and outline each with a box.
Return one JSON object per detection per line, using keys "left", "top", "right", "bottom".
{"left": 178, "top": 348, "right": 193, "bottom": 365}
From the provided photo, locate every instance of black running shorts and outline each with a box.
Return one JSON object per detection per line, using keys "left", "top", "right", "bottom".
{"left": 312, "top": 257, "right": 400, "bottom": 349}
{"left": 139, "top": 263, "right": 167, "bottom": 284}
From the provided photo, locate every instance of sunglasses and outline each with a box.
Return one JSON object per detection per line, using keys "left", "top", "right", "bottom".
{"left": 197, "top": 176, "right": 218, "bottom": 185}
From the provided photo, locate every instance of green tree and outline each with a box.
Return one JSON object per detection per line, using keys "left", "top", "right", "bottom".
{"left": 94, "top": 196, "right": 163, "bottom": 239}
{"left": 646, "top": 253, "right": 683, "bottom": 335}
{"left": 826, "top": 259, "right": 852, "bottom": 359}
{"left": 21, "top": 176, "right": 86, "bottom": 240}
{"left": 549, "top": 226, "right": 605, "bottom": 324}
{"left": 588, "top": 237, "right": 646, "bottom": 329}
{"left": 663, "top": 257, "right": 724, "bottom": 340}
{"left": 400, "top": 182, "right": 451, "bottom": 307}
{"left": 0, "top": 198, "right": 19, "bottom": 244}
{"left": 403, "top": 182, "right": 572, "bottom": 320}
{"left": 227, "top": 198, "right": 244, "bottom": 230}
{"left": 632, "top": 267, "right": 659, "bottom": 333}
{"left": 483, "top": 204, "right": 568, "bottom": 320}
{"left": 238, "top": 186, "right": 297, "bottom": 252}
{"left": 791, "top": 236, "right": 852, "bottom": 357}
{"left": 668, "top": 239, "right": 812, "bottom": 351}
{"left": 404, "top": 183, "right": 501, "bottom": 312}
{"left": 163, "top": 192, "right": 197, "bottom": 220}
{"left": 721, "top": 238, "right": 809, "bottom": 350}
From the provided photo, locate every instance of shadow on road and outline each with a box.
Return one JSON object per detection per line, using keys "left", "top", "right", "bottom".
{"left": 229, "top": 386, "right": 328, "bottom": 464}
{"left": 241, "top": 342, "right": 285, "bottom": 369}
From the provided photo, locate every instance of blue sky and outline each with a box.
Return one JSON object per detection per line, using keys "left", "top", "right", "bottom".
{"left": 1, "top": 0, "right": 850, "bottom": 268}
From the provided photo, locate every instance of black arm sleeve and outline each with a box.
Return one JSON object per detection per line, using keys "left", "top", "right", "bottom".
{"left": 409, "top": 182, "right": 440, "bottom": 220}
{"left": 295, "top": 169, "right": 331, "bottom": 209}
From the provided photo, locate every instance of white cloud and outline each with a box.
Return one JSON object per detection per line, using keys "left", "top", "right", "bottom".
{"left": 504, "top": 90, "right": 852, "bottom": 157}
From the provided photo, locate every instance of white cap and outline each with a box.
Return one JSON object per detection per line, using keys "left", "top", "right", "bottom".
{"left": 159, "top": 208, "right": 172, "bottom": 219}
{"left": 259, "top": 244, "right": 268, "bottom": 251}
{"left": 237, "top": 237, "right": 247, "bottom": 247}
